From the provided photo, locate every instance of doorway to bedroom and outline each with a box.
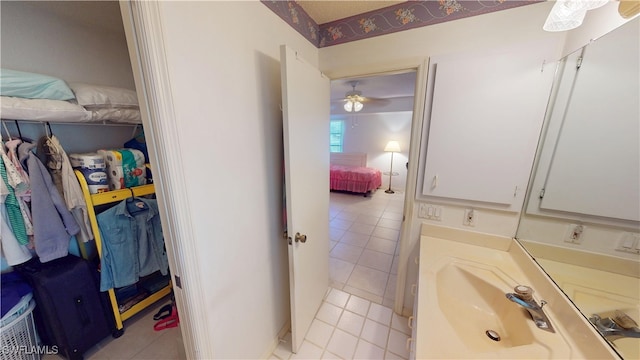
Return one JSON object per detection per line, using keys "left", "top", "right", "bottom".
{"left": 327, "top": 71, "right": 417, "bottom": 308}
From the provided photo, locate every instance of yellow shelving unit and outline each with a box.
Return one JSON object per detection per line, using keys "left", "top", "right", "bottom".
{"left": 74, "top": 169, "right": 172, "bottom": 333}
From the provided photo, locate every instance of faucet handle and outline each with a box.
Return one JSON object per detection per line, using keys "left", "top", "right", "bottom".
{"left": 514, "top": 285, "right": 534, "bottom": 301}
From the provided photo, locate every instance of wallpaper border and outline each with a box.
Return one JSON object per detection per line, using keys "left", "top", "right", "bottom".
{"left": 262, "top": 1, "right": 543, "bottom": 48}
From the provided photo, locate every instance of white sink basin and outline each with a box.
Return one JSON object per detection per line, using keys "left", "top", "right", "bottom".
{"left": 429, "top": 260, "right": 570, "bottom": 358}
{"left": 436, "top": 262, "right": 537, "bottom": 352}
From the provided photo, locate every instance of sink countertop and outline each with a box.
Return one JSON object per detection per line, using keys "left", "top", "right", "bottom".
{"left": 414, "top": 224, "right": 620, "bottom": 359}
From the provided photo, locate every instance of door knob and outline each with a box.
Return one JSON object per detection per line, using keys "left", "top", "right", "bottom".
{"left": 295, "top": 232, "right": 307, "bottom": 243}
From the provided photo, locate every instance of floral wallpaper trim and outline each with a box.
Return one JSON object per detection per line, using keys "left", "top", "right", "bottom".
{"left": 262, "top": 1, "right": 543, "bottom": 48}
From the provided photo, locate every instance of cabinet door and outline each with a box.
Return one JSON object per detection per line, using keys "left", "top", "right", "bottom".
{"left": 422, "top": 47, "right": 555, "bottom": 209}
{"left": 539, "top": 20, "right": 640, "bottom": 221}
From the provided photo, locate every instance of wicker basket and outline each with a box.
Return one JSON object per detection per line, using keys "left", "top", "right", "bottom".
{"left": 0, "top": 301, "right": 40, "bottom": 360}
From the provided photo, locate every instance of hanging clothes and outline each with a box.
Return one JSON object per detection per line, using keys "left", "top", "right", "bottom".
{"left": 96, "top": 197, "right": 168, "bottom": 291}
{"left": 4, "top": 139, "right": 34, "bottom": 238}
{"left": 0, "top": 159, "right": 28, "bottom": 246}
{"left": 0, "top": 174, "right": 32, "bottom": 266}
{"left": 39, "top": 135, "right": 93, "bottom": 243}
{"left": 18, "top": 141, "right": 80, "bottom": 263}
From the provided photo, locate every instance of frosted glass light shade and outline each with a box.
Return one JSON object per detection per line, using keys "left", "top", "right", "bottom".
{"left": 384, "top": 140, "right": 401, "bottom": 152}
{"left": 544, "top": 0, "right": 587, "bottom": 32}
{"left": 344, "top": 99, "right": 363, "bottom": 112}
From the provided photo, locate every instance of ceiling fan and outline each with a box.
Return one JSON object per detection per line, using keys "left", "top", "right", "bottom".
{"left": 341, "top": 80, "right": 388, "bottom": 112}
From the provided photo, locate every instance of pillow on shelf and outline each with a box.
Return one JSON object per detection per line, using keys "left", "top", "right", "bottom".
{"left": 0, "top": 96, "right": 92, "bottom": 122}
{"left": 0, "top": 69, "right": 75, "bottom": 101}
{"left": 69, "top": 83, "right": 139, "bottom": 109}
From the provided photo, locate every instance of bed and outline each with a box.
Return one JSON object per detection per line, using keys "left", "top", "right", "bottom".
{"left": 330, "top": 152, "right": 382, "bottom": 196}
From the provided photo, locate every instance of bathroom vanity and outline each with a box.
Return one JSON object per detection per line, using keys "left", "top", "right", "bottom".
{"left": 410, "top": 225, "right": 620, "bottom": 359}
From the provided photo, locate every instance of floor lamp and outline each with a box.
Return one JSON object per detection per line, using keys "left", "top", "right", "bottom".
{"left": 384, "top": 141, "right": 401, "bottom": 194}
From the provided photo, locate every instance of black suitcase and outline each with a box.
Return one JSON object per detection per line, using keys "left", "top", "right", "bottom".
{"left": 15, "top": 255, "right": 114, "bottom": 360}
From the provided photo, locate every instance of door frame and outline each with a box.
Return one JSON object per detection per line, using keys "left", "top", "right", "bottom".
{"left": 328, "top": 62, "right": 428, "bottom": 316}
{"left": 120, "top": 2, "right": 207, "bottom": 358}
{"left": 121, "top": 1, "right": 430, "bottom": 356}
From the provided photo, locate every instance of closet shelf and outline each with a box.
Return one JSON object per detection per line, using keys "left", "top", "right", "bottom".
{"left": 74, "top": 168, "right": 172, "bottom": 333}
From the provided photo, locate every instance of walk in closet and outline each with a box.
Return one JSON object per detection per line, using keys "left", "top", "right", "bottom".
{"left": 1, "top": 0, "right": 174, "bottom": 350}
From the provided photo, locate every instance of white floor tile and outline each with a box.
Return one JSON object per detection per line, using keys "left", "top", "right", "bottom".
{"left": 346, "top": 265, "right": 389, "bottom": 297}
{"left": 353, "top": 340, "right": 385, "bottom": 360}
{"left": 345, "top": 295, "right": 370, "bottom": 317}
{"left": 340, "top": 231, "right": 370, "bottom": 248}
{"left": 329, "top": 257, "right": 355, "bottom": 284}
{"left": 349, "top": 222, "right": 376, "bottom": 236}
{"left": 325, "top": 288, "right": 350, "bottom": 308}
{"left": 326, "top": 329, "right": 358, "bottom": 360}
{"left": 377, "top": 218, "right": 402, "bottom": 230}
{"left": 316, "top": 302, "right": 343, "bottom": 326}
{"left": 330, "top": 243, "right": 364, "bottom": 263}
{"left": 386, "top": 329, "right": 410, "bottom": 358}
{"left": 391, "top": 313, "right": 411, "bottom": 335}
{"left": 291, "top": 340, "right": 324, "bottom": 360}
{"left": 372, "top": 227, "right": 399, "bottom": 241}
{"left": 330, "top": 218, "right": 354, "bottom": 231}
{"left": 356, "top": 214, "right": 380, "bottom": 226}
{"left": 366, "top": 236, "right": 396, "bottom": 255}
{"left": 336, "top": 210, "right": 360, "bottom": 221}
{"left": 330, "top": 228, "right": 346, "bottom": 241}
{"left": 321, "top": 350, "right": 342, "bottom": 359}
{"left": 360, "top": 319, "right": 390, "bottom": 348}
{"left": 343, "top": 285, "right": 383, "bottom": 305}
{"left": 336, "top": 310, "right": 365, "bottom": 337}
{"left": 306, "top": 319, "right": 335, "bottom": 348}
{"left": 368, "top": 302, "right": 393, "bottom": 325}
{"left": 384, "top": 274, "right": 397, "bottom": 299}
{"left": 358, "top": 249, "right": 393, "bottom": 273}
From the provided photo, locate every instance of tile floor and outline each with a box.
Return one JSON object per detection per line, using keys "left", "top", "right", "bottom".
{"left": 41, "top": 189, "right": 406, "bottom": 359}
{"left": 271, "top": 287, "right": 411, "bottom": 360}
{"left": 328, "top": 190, "right": 405, "bottom": 308}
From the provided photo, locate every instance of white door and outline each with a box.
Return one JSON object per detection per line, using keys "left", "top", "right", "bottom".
{"left": 280, "top": 45, "right": 330, "bottom": 353}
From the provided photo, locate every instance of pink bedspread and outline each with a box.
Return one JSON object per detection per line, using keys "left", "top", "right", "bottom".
{"left": 330, "top": 165, "right": 382, "bottom": 194}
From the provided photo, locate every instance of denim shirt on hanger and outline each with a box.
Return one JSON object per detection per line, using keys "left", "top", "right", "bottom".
{"left": 96, "top": 197, "right": 168, "bottom": 291}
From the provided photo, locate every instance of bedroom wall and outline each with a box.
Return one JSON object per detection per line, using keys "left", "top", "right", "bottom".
{"left": 335, "top": 111, "right": 412, "bottom": 192}
{"left": 0, "top": 1, "right": 135, "bottom": 89}
{"left": 136, "top": 2, "right": 319, "bottom": 358}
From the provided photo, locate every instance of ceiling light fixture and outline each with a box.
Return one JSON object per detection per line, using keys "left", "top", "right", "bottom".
{"left": 543, "top": 0, "right": 609, "bottom": 32}
{"left": 344, "top": 82, "right": 364, "bottom": 112}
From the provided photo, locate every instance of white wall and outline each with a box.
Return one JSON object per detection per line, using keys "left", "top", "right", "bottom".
{"left": 319, "top": 1, "right": 568, "bottom": 315}
{"left": 144, "top": 2, "right": 319, "bottom": 358}
{"left": 0, "top": 1, "right": 135, "bottom": 89}
{"left": 334, "top": 111, "right": 412, "bottom": 192}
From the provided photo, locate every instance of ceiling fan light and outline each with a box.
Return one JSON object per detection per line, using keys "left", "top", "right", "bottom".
{"left": 353, "top": 101, "right": 363, "bottom": 112}
{"left": 344, "top": 101, "right": 354, "bottom": 112}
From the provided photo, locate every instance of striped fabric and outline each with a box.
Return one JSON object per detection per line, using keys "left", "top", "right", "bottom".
{"left": 0, "top": 160, "right": 28, "bottom": 245}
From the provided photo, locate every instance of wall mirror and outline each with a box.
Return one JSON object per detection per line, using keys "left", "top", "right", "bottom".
{"left": 516, "top": 17, "right": 639, "bottom": 359}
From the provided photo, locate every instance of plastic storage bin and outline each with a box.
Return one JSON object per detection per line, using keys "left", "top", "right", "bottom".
{"left": 0, "top": 301, "right": 40, "bottom": 360}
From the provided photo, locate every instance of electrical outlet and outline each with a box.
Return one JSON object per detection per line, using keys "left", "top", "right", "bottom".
{"left": 463, "top": 209, "right": 475, "bottom": 227}
{"left": 616, "top": 232, "right": 640, "bottom": 254}
{"left": 564, "top": 224, "right": 585, "bottom": 244}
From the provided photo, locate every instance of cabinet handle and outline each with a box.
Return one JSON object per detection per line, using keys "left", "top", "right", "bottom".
{"left": 411, "top": 283, "right": 417, "bottom": 296}
{"left": 414, "top": 256, "right": 419, "bottom": 265}
{"left": 406, "top": 337, "right": 414, "bottom": 351}
{"left": 408, "top": 315, "right": 414, "bottom": 329}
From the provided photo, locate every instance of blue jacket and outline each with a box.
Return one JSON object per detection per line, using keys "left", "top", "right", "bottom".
{"left": 96, "top": 197, "right": 168, "bottom": 291}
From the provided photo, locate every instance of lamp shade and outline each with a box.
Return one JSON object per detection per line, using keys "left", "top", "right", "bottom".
{"left": 384, "top": 141, "right": 401, "bottom": 152}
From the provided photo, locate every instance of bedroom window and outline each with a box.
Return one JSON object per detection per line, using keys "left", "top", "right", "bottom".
{"left": 330, "top": 120, "right": 344, "bottom": 152}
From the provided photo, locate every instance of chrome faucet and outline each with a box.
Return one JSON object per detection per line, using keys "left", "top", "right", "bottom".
{"left": 505, "top": 285, "right": 555, "bottom": 333}
{"left": 589, "top": 311, "right": 640, "bottom": 341}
